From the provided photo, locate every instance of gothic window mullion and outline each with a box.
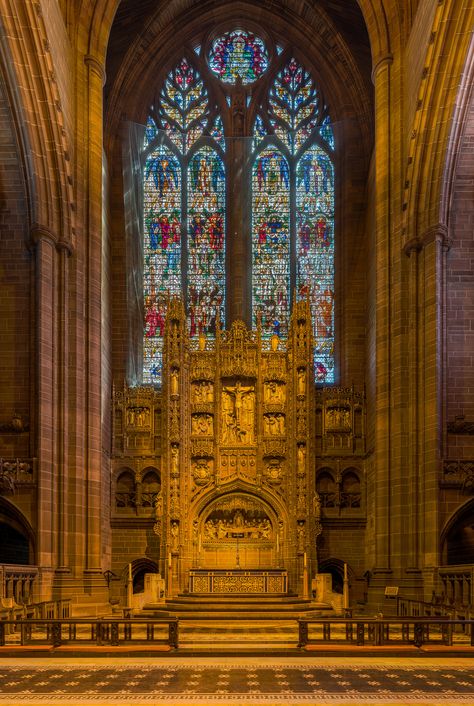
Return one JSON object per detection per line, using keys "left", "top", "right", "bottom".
{"left": 181, "top": 155, "right": 189, "bottom": 313}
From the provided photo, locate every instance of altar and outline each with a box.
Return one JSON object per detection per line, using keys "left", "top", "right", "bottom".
{"left": 188, "top": 569, "right": 288, "bottom": 594}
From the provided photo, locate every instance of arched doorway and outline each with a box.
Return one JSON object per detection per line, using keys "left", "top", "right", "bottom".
{"left": 0, "top": 499, "right": 35, "bottom": 565}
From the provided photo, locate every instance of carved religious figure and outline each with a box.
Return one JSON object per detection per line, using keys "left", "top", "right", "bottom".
{"left": 221, "top": 381, "right": 255, "bottom": 443}
{"left": 264, "top": 381, "right": 285, "bottom": 404}
{"left": 170, "top": 368, "right": 179, "bottom": 396}
{"left": 264, "top": 413, "right": 285, "bottom": 436}
{"left": 192, "top": 413, "right": 213, "bottom": 436}
{"left": 154, "top": 492, "right": 163, "bottom": 517}
{"left": 326, "top": 407, "right": 351, "bottom": 430}
{"left": 170, "top": 444, "right": 179, "bottom": 475}
{"left": 297, "top": 443, "right": 306, "bottom": 475}
{"left": 170, "top": 520, "right": 179, "bottom": 550}
{"left": 297, "top": 368, "right": 306, "bottom": 396}
{"left": 192, "top": 381, "right": 213, "bottom": 403}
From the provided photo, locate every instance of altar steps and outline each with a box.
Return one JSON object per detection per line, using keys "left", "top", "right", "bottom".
{"left": 142, "top": 593, "right": 333, "bottom": 620}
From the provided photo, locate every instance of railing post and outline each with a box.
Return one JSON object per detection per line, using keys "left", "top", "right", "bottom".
{"left": 356, "top": 622, "right": 364, "bottom": 645}
{"left": 111, "top": 622, "right": 119, "bottom": 646}
{"left": 96, "top": 620, "right": 102, "bottom": 646}
{"left": 298, "top": 620, "right": 308, "bottom": 648}
{"left": 169, "top": 619, "right": 179, "bottom": 649}
{"left": 0, "top": 622, "right": 5, "bottom": 646}
{"left": 51, "top": 621, "right": 62, "bottom": 647}
{"left": 413, "top": 622, "right": 424, "bottom": 648}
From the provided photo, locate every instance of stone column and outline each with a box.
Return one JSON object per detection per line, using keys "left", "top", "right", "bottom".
{"left": 227, "top": 84, "right": 250, "bottom": 326}
{"left": 56, "top": 241, "right": 72, "bottom": 573}
{"left": 372, "top": 55, "right": 393, "bottom": 578}
{"left": 31, "top": 226, "right": 58, "bottom": 599}
{"left": 420, "top": 225, "right": 448, "bottom": 597}
{"left": 83, "top": 54, "right": 106, "bottom": 578}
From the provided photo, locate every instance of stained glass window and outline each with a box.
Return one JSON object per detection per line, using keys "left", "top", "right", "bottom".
{"left": 142, "top": 58, "right": 225, "bottom": 384}
{"left": 252, "top": 149, "right": 290, "bottom": 338}
{"left": 208, "top": 30, "right": 268, "bottom": 84}
{"left": 188, "top": 148, "right": 226, "bottom": 337}
{"left": 141, "top": 41, "right": 336, "bottom": 386}
{"left": 143, "top": 147, "right": 182, "bottom": 384}
{"left": 296, "top": 147, "right": 334, "bottom": 382}
{"left": 252, "top": 57, "right": 335, "bottom": 382}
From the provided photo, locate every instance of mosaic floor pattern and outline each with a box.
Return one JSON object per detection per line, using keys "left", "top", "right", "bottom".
{"left": 0, "top": 658, "right": 473, "bottom": 705}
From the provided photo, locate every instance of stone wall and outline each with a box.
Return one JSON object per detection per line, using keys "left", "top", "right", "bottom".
{"left": 0, "top": 73, "right": 31, "bottom": 458}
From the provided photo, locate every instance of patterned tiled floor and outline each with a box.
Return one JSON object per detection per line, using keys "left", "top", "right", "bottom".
{"left": 0, "top": 657, "right": 473, "bottom": 704}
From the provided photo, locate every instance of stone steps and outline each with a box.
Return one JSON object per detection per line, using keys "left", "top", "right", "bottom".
{"left": 141, "top": 593, "right": 333, "bottom": 620}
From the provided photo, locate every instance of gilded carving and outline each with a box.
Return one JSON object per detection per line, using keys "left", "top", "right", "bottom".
{"left": 264, "top": 381, "right": 285, "bottom": 404}
{"left": 297, "top": 368, "right": 306, "bottom": 397}
{"left": 192, "top": 458, "right": 213, "bottom": 486}
{"left": 170, "top": 444, "right": 179, "bottom": 476}
{"left": 297, "top": 443, "right": 306, "bottom": 476}
{"left": 219, "top": 449, "right": 256, "bottom": 482}
{"left": 126, "top": 406, "right": 151, "bottom": 428}
{"left": 170, "top": 520, "right": 179, "bottom": 550}
{"left": 326, "top": 406, "right": 351, "bottom": 431}
{"left": 263, "top": 458, "right": 283, "bottom": 485}
{"left": 170, "top": 368, "right": 179, "bottom": 396}
{"left": 191, "top": 440, "right": 213, "bottom": 457}
{"left": 221, "top": 382, "right": 255, "bottom": 444}
{"left": 263, "top": 413, "right": 285, "bottom": 436}
{"left": 192, "top": 380, "right": 214, "bottom": 403}
{"left": 191, "top": 413, "right": 213, "bottom": 436}
{"left": 203, "top": 508, "right": 272, "bottom": 541}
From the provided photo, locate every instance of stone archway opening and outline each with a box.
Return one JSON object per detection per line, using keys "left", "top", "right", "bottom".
{"left": 196, "top": 492, "right": 279, "bottom": 570}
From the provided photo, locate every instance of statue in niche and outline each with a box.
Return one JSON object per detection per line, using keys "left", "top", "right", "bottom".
{"left": 297, "top": 522, "right": 305, "bottom": 551}
{"left": 270, "top": 334, "right": 279, "bottom": 351}
{"left": 154, "top": 492, "right": 163, "bottom": 517}
{"left": 312, "top": 492, "right": 321, "bottom": 518}
{"left": 170, "top": 444, "right": 179, "bottom": 475}
{"left": 297, "top": 443, "right": 306, "bottom": 475}
{"left": 198, "top": 332, "right": 206, "bottom": 350}
{"left": 192, "top": 413, "right": 213, "bottom": 436}
{"left": 297, "top": 368, "right": 306, "bottom": 396}
{"left": 264, "top": 381, "right": 284, "bottom": 404}
{"left": 170, "top": 368, "right": 179, "bottom": 396}
{"left": 170, "top": 520, "right": 179, "bottom": 550}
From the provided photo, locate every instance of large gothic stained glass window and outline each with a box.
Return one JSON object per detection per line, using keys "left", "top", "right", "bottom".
{"left": 252, "top": 56, "right": 335, "bottom": 382}
{"left": 143, "top": 59, "right": 225, "bottom": 384}
{"left": 141, "top": 34, "right": 335, "bottom": 385}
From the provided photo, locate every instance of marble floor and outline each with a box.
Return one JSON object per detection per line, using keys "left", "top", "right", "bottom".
{"left": 0, "top": 657, "right": 473, "bottom": 705}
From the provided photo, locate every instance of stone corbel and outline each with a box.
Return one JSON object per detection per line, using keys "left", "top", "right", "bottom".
{"left": 403, "top": 223, "right": 450, "bottom": 257}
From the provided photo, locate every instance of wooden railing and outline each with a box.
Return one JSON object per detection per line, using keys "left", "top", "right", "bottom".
{"left": 297, "top": 618, "right": 474, "bottom": 648}
{"left": 397, "top": 596, "right": 457, "bottom": 618}
{"left": 0, "top": 617, "right": 178, "bottom": 649}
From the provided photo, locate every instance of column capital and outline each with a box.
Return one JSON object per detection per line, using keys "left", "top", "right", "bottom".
{"left": 372, "top": 54, "right": 393, "bottom": 83}
{"left": 84, "top": 54, "right": 106, "bottom": 86}
{"left": 30, "top": 224, "right": 58, "bottom": 249}
{"left": 422, "top": 223, "right": 451, "bottom": 250}
{"left": 403, "top": 223, "right": 450, "bottom": 256}
{"left": 56, "top": 239, "right": 75, "bottom": 257}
